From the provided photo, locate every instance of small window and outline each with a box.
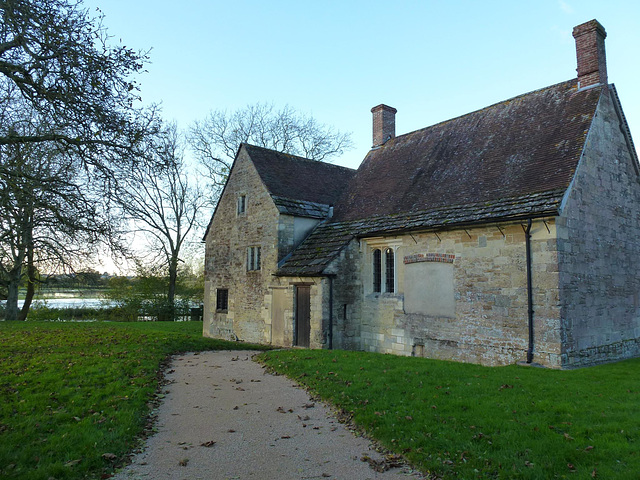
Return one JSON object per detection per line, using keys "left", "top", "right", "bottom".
{"left": 247, "top": 246, "right": 261, "bottom": 271}
{"left": 385, "top": 248, "right": 395, "bottom": 293}
{"left": 373, "top": 249, "right": 382, "bottom": 293}
{"left": 237, "top": 195, "right": 246, "bottom": 215}
{"left": 216, "top": 288, "right": 228, "bottom": 312}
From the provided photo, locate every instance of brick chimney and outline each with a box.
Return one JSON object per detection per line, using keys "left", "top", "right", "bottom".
{"left": 371, "top": 104, "right": 397, "bottom": 147}
{"left": 572, "top": 19, "right": 607, "bottom": 90}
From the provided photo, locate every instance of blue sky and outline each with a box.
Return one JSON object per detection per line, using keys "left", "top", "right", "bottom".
{"left": 85, "top": 0, "right": 640, "bottom": 170}
{"left": 85, "top": 0, "right": 639, "bottom": 169}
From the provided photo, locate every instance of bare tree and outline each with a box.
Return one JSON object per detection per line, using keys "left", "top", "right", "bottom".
{"left": 0, "top": 128, "right": 120, "bottom": 320}
{"left": 0, "top": 0, "right": 159, "bottom": 169}
{"left": 116, "top": 123, "right": 206, "bottom": 319}
{"left": 189, "top": 103, "right": 353, "bottom": 194}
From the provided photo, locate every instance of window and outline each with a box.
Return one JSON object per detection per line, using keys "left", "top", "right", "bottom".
{"left": 373, "top": 249, "right": 382, "bottom": 293}
{"left": 216, "top": 288, "right": 229, "bottom": 312}
{"left": 370, "top": 243, "right": 397, "bottom": 294}
{"left": 247, "top": 246, "right": 261, "bottom": 271}
{"left": 237, "top": 195, "right": 246, "bottom": 215}
{"left": 385, "top": 248, "right": 395, "bottom": 293}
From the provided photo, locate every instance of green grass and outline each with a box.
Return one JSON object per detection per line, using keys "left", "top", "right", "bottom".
{"left": 0, "top": 321, "right": 267, "bottom": 480}
{"left": 258, "top": 349, "right": 640, "bottom": 479}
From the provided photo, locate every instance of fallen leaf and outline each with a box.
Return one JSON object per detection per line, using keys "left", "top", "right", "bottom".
{"left": 592, "top": 467, "right": 598, "bottom": 478}
{"left": 405, "top": 416, "right": 413, "bottom": 421}
{"left": 179, "top": 458, "right": 189, "bottom": 467}
{"left": 568, "top": 463, "right": 576, "bottom": 470}
{"left": 65, "top": 459, "right": 82, "bottom": 468}
{"left": 585, "top": 445, "right": 594, "bottom": 451}
{"left": 200, "top": 441, "right": 216, "bottom": 447}
{"left": 102, "top": 453, "right": 117, "bottom": 461}
{"left": 563, "top": 432, "right": 575, "bottom": 441}
{"left": 227, "top": 429, "right": 236, "bottom": 433}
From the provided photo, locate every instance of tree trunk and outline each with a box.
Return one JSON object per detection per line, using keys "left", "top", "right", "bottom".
{"left": 165, "top": 256, "right": 178, "bottom": 321}
{"left": 18, "top": 244, "right": 36, "bottom": 321}
{"left": 5, "top": 271, "right": 21, "bottom": 321}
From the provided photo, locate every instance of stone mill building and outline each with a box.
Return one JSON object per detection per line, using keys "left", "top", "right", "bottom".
{"left": 203, "top": 20, "right": 640, "bottom": 368}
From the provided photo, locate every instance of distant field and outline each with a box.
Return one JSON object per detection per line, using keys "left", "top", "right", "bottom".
{"left": 0, "top": 321, "right": 267, "bottom": 480}
{"left": 259, "top": 349, "right": 640, "bottom": 479}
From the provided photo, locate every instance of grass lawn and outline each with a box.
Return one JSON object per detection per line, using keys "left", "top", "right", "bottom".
{"left": 258, "top": 349, "right": 640, "bottom": 479}
{"left": 0, "top": 321, "right": 267, "bottom": 480}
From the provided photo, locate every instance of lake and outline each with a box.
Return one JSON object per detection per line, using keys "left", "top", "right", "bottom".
{"left": 4, "top": 298, "right": 114, "bottom": 309}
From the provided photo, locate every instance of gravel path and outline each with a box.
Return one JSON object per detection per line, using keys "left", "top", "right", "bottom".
{"left": 113, "top": 350, "right": 425, "bottom": 480}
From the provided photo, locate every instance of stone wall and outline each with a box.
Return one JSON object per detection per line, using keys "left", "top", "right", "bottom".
{"left": 203, "top": 146, "right": 280, "bottom": 344}
{"left": 325, "top": 240, "right": 362, "bottom": 350}
{"left": 557, "top": 89, "right": 640, "bottom": 367}
{"left": 349, "top": 222, "right": 562, "bottom": 367}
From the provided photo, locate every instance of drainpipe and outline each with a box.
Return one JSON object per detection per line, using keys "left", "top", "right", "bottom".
{"left": 328, "top": 276, "right": 334, "bottom": 350}
{"left": 524, "top": 218, "right": 534, "bottom": 363}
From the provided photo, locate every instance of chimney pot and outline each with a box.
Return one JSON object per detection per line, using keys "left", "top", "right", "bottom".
{"left": 572, "top": 19, "right": 607, "bottom": 90}
{"left": 371, "top": 104, "right": 397, "bottom": 147}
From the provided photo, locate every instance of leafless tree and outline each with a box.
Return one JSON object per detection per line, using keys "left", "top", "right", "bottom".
{"left": 0, "top": 0, "right": 159, "bottom": 170}
{"left": 0, "top": 122, "right": 121, "bottom": 320}
{"left": 116, "top": 123, "right": 206, "bottom": 319}
{"left": 189, "top": 103, "right": 353, "bottom": 195}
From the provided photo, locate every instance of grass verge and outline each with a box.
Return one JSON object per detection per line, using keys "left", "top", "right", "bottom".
{"left": 258, "top": 349, "right": 640, "bottom": 479}
{"left": 0, "top": 321, "right": 267, "bottom": 480}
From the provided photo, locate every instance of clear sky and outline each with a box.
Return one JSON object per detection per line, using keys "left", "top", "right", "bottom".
{"left": 84, "top": 0, "right": 640, "bottom": 170}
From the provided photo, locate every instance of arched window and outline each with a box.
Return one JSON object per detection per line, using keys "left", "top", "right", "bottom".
{"left": 385, "top": 248, "right": 395, "bottom": 293}
{"left": 373, "top": 249, "right": 382, "bottom": 293}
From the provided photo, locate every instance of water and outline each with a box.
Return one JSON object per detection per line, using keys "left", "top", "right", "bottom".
{"left": 3, "top": 298, "right": 114, "bottom": 309}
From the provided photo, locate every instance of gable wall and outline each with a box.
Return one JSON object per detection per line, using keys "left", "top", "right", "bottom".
{"left": 337, "top": 222, "right": 563, "bottom": 366}
{"left": 203, "top": 148, "right": 280, "bottom": 343}
{"left": 557, "top": 90, "right": 640, "bottom": 366}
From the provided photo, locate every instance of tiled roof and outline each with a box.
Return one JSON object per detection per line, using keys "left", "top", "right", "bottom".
{"left": 277, "top": 79, "right": 604, "bottom": 277}
{"left": 271, "top": 195, "right": 332, "bottom": 219}
{"left": 333, "top": 79, "right": 601, "bottom": 222}
{"left": 245, "top": 144, "right": 356, "bottom": 210}
{"left": 276, "top": 189, "right": 564, "bottom": 276}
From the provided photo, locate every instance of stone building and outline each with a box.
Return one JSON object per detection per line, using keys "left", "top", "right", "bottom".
{"left": 203, "top": 20, "right": 640, "bottom": 368}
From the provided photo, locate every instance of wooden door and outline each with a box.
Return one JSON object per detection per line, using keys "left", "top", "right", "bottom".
{"left": 271, "top": 288, "right": 285, "bottom": 346}
{"left": 295, "top": 286, "right": 311, "bottom": 347}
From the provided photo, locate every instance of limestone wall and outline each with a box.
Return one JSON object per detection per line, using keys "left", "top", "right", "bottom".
{"left": 203, "top": 147, "right": 280, "bottom": 344}
{"left": 325, "top": 240, "right": 363, "bottom": 350}
{"left": 557, "top": 90, "right": 640, "bottom": 367}
{"left": 351, "top": 222, "right": 562, "bottom": 367}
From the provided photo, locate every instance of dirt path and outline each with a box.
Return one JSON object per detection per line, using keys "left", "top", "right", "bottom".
{"left": 113, "top": 350, "right": 425, "bottom": 480}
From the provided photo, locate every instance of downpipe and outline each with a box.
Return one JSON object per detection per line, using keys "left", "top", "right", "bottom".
{"left": 328, "top": 276, "right": 334, "bottom": 350}
{"left": 525, "top": 218, "right": 534, "bottom": 364}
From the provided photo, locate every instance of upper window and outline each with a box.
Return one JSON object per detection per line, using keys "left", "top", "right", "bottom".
{"left": 247, "top": 246, "right": 261, "bottom": 271}
{"left": 373, "top": 249, "right": 382, "bottom": 293}
{"left": 371, "top": 245, "right": 396, "bottom": 294}
{"left": 237, "top": 195, "right": 246, "bottom": 215}
{"left": 216, "top": 288, "right": 229, "bottom": 312}
{"left": 385, "top": 248, "right": 395, "bottom": 293}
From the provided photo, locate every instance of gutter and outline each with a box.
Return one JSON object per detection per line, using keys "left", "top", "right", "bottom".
{"left": 524, "top": 218, "right": 534, "bottom": 363}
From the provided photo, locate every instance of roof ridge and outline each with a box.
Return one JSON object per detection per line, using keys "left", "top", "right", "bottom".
{"left": 243, "top": 143, "right": 356, "bottom": 172}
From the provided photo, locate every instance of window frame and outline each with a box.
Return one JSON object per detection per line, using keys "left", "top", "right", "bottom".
{"left": 247, "top": 246, "right": 261, "bottom": 271}
{"left": 216, "top": 288, "right": 229, "bottom": 312}
{"left": 365, "top": 238, "right": 400, "bottom": 295}
{"left": 373, "top": 249, "right": 382, "bottom": 293}
{"left": 237, "top": 194, "right": 247, "bottom": 215}
{"left": 385, "top": 247, "right": 395, "bottom": 293}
